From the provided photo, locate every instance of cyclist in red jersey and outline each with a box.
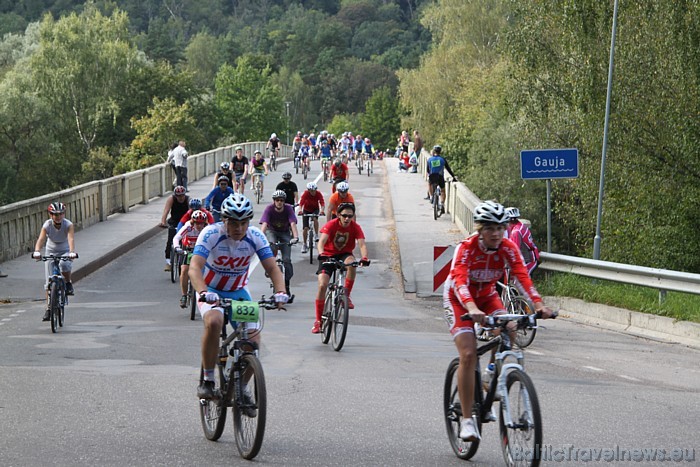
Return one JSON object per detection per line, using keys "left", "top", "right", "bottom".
{"left": 505, "top": 207, "right": 540, "bottom": 276}
{"left": 311, "top": 203, "right": 369, "bottom": 333}
{"left": 297, "top": 182, "right": 326, "bottom": 254}
{"left": 173, "top": 210, "right": 208, "bottom": 308}
{"left": 443, "top": 201, "right": 555, "bottom": 442}
{"left": 329, "top": 158, "right": 350, "bottom": 193}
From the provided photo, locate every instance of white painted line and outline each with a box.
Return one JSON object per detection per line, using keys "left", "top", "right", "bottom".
{"left": 17, "top": 310, "right": 26, "bottom": 313}
{"left": 1, "top": 318, "right": 10, "bottom": 322}
{"left": 526, "top": 349, "right": 544, "bottom": 356}
{"left": 619, "top": 374, "right": 640, "bottom": 382}
{"left": 583, "top": 365, "right": 604, "bottom": 372}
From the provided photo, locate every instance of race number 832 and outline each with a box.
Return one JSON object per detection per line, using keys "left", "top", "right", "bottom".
{"left": 230, "top": 301, "right": 260, "bottom": 323}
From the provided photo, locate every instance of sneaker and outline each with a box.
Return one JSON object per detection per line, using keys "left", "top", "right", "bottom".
{"left": 197, "top": 381, "right": 220, "bottom": 400}
{"left": 459, "top": 418, "right": 481, "bottom": 441}
{"left": 164, "top": 263, "right": 172, "bottom": 272}
{"left": 485, "top": 405, "right": 498, "bottom": 422}
{"left": 311, "top": 320, "right": 322, "bottom": 334}
{"left": 240, "top": 388, "right": 257, "bottom": 417}
{"left": 347, "top": 297, "right": 354, "bottom": 309}
{"left": 287, "top": 294, "right": 295, "bottom": 304}
{"left": 424, "top": 195, "right": 430, "bottom": 200}
{"left": 65, "top": 282, "right": 74, "bottom": 296}
{"left": 42, "top": 309, "right": 50, "bottom": 321}
{"left": 301, "top": 244, "right": 308, "bottom": 254}
{"left": 179, "top": 295, "right": 187, "bottom": 308}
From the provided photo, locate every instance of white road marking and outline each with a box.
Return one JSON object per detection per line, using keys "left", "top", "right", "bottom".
{"left": 619, "top": 374, "right": 640, "bottom": 382}
{"left": 583, "top": 365, "right": 604, "bottom": 372}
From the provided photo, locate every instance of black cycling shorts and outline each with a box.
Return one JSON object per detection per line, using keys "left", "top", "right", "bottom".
{"left": 316, "top": 253, "right": 354, "bottom": 276}
{"left": 428, "top": 173, "right": 445, "bottom": 189}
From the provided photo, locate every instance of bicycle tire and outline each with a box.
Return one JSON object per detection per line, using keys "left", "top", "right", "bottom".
{"left": 49, "top": 282, "right": 59, "bottom": 333}
{"left": 323, "top": 165, "right": 328, "bottom": 182}
{"left": 443, "top": 357, "right": 481, "bottom": 460}
{"left": 358, "top": 162, "right": 362, "bottom": 174}
{"left": 199, "top": 366, "right": 228, "bottom": 440}
{"left": 233, "top": 354, "right": 267, "bottom": 460}
{"left": 58, "top": 285, "right": 65, "bottom": 328}
{"left": 433, "top": 194, "right": 439, "bottom": 220}
{"left": 367, "top": 162, "right": 371, "bottom": 176}
{"left": 499, "top": 369, "right": 542, "bottom": 467}
{"left": 308, "top": 232, "right": 314, "bottom": 265}
{"left": 256, "top": 185, "right": 261, "bottom": 204}
{"left": 303, "top": 164, "right": 308, "bottom": 179}
{"left": 331, "top": 290, "right": 349, "bottom": 351}
{"left": 170, "top": 246, "right": 177, "bottom": 283}
{"left": 510, "top": 296, "right": 537, "bottom": 348}
{"left": 321, "top": 290, "right": 333, "bottom": 344}
{"left": 189, "top": 281, "right": 197, "bottom": 320}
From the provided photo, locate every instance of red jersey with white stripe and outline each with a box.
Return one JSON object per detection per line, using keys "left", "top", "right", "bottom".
{"left": 508, "top": 220, "right": 540, "bottom": 274}
{"left": 443, "top": 234, "right": 541, "bottom": 310}
{"left": 192, "top": 223, "right": 274, "bottom": 296}
{"left": 174, "top": 223, "right": 204, "bottom": 249}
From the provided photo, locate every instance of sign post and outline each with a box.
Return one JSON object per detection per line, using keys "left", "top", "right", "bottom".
{"left": 520, "top": 148, "right": 579, "bottom": 252}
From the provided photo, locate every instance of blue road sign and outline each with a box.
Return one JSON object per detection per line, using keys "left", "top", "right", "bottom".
{"left": 520, "top": 148, "right": 579, "bottom": 180}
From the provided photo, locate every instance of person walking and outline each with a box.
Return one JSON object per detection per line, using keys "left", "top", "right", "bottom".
{"left": 168, "top": 140, "right": 189, "bottom": 191}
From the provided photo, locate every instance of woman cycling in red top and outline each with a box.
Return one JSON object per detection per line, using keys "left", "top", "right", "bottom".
{"left": 173, "top": 210, "right": 208, "bottom": 308}
{"left": 329, "top": 158, "right": 349, "bottom": 193}
{"left": 443, "top": 201, "right": 555, "bottom": 442}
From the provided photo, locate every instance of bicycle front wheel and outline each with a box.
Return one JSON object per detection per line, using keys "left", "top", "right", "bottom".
{"left": 510, "top": 296, "right": 537, "bottom": 348}
{"left": 321, "top": 291, "right": 333, "bottom": 344}
{"left": 256, "top": 185, "right": 261, "bottom": 204}
{"left": 499, "top": 369, "right": 542, "bottom": 467}
{"left": 233, "top": 354, "right": 267, "bottom": 460}
{"left": 189, "top": 281, "right": 197, "bottom": 320}
{"left": 49, "top": 282, "right": 59, "bottom": 333}
{"left": 199, "top": 366, "right": 227, "bottom": 441}
{"left": 443, "top": 357, "right": 481, "bottom": 460}
{"left": 331, "top": 290, "right": 349, "bottom": 351}
{"left": 58, "top": 287, "right": 65, "bottom": 328}
{"left": 170, "top": 246, "right": 177, "bottom": 283}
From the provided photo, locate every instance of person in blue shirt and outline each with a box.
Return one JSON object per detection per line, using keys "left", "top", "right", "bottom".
{"left": 425, "top": 145, "right": 457, "bottom": 213}
{"left": 204, "top": 176, "right": 234, "bottom": 222}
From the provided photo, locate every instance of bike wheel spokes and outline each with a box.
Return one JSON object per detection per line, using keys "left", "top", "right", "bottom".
{"left": 321, "top": 291, "right": 333, "bottom": 344}
{"left": 49, "top": 283, "right": 59, "bottom": 333}
{"left": 199, "top": 366, "right": 227, "bottom": 441}
{"left": 331, "top": 291, "right": 349, "bottom": 351}
{"left": 511, "top": 297, "right": 537, "bottom": 348}
{"left": 443, "top": 358, "right": 480, "bottom": 459}
{"left": 233, "top": 354, "right": 267, "bottom": 460}
{"left": 499, "top": 369, "right": 542, "bottom": 467}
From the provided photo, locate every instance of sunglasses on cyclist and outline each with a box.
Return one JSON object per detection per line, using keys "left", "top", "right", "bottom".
{"left": 339, "top": 214, "right": 354, "bottom": 219}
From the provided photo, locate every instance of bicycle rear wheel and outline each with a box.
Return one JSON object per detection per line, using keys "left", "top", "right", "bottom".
{"left": 321, "top": 291, "right": 333, "bottom": 344}
{"left": 49, "top": 282, "right": 59, "bottom": 333}
{"left": 199, "top": 365, "right": 227, "bottom": 441}
{"left": 510, "top": 296, "right": 537, "bottom": 348}
{"left": 499, "top": 369, "right": 542, "bottom": 467}
{"left": 170, "top": 246, "right": 177, "bottom": 283}
{"left": 331, "top": 290, "right": 349, "bottom": 351}
{"left": 433, "top": 194, "right": 439, "bottom": 220}
{"left": 444, "top": 357, "right": 481, "bottom": 460}
{"left": 233, "top": 354, "right": 267, "bottom": 460}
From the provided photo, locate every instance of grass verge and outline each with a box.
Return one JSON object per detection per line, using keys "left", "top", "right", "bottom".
{"left": 534, "top": 271, "right": 700, "bottom": 323}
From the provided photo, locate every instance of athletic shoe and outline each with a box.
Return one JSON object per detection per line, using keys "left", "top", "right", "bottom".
{"left": 311, "top": 320, "right": 322, "bottom": 334}
{"left": 179, "top": 295, "right": 187, "bottom": 308}
{"left": 197, "top": 381, "right": 220, "bottom": 400}
{"left": 459, "top": 419, "right": 480, "bottom": 441}
{"left": 240, "top": 388, "right": 257, "bottom": 417}
{"left": 42, "top": 309, "right": 50, "bottom": 321}
{"left": 301, "top": 244, "right": 308, "bottom": 254}
{"left": 164, "top": 263, "right": 172, "bottom": 272}
{"left": 347, "top": 297, "right": 354, "bottom": 309}
{"left": 65, "top": 282, "right": 74, "bottom": 295}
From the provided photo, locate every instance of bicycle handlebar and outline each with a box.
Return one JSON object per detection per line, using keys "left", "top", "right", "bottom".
{"left": 37, "top": 254, "right": 79, "bottom": 261}
{"left": 459, "top": 311, "right": 558, "bottom": 328}
{"left": 320, "top": 257, "right": 370, "bottom": 269}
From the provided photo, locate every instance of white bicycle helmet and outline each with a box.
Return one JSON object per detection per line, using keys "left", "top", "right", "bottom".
{"left": 473, "top": 201, "right": 508, "bottom": 224}
{"left": 271, "top": 133, "right": 277, "bottom": 139}
{"left": 220, "top": 193, "right": 254, "bottom": 221}
{"left": 272, "top": 189, "right": 287, "bottom": 200}
{"left": 307, "top": 182, "right": 318, "bottom": 190}
{"left": 505, "top": 207, "right": 520, "bottom": 219}
{"left": 336, "top": 181, "right": 350, "bottom": 193}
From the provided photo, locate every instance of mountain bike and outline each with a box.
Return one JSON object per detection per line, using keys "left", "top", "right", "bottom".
{"left": 38, "top": 254, "right": 77, "bottom": 333}
{"left": 365, "top": 153, "right": 372, "bottom": 177}
{"left": 319, "top": 258, "right": 368, "bottom": 351}
{"left": 250, "top": 173, "right": 263, "bottom": 204}
{"left": 302, "top": 157, "right": 309, "bottom": 179}
{"left": 357, "top": 153, "right": 364, "bottom": 174}
{"left": 170, "top": 243, "right": 186, "bottom": 283}
{"left": 269, "top": 149, "right": 277, "bottom": 171}
{"left": 430, "top": 183, "right": 443, "bottom": 220}
{"left": 444, "top": 313, "right": 553, "bottom": 466}
{"left": 199, "top": 296, "right": 279, "bottom": 460}
{"left": 321, "top": 158, "right": 330, "bottom": 181}
{"left": 294, "top": 154, "right": 300, "bottom": 174}
{"left": 267, "top": 239, "right": 297, "bottom": 291}
{"left": 498, "top": 269, "right": 537, "bottom": 348}
{"left": 176, "top": 246, "right": 198, "bottom": 320}
{"left": 302, "top": 213, "right": 322, "bottom": 264}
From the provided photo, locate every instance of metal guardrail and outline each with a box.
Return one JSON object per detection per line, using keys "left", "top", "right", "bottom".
{"left": 0, "top": 142, "right": 290, "bottom": 263}
{"left": 411, "top": 144, "right": 700, "bottom": 300}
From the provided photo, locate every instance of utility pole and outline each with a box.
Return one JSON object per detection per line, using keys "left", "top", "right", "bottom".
{"left": 284, "top": 101, "right": 291, "bottom": 146}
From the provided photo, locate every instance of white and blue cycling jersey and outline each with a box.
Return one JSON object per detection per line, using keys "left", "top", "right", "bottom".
{"left": 193, "top": 223, "right": 274, "bottom": 297}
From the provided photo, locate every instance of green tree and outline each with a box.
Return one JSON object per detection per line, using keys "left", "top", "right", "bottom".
{"left": 184, "top": 32, "right": 226, "bottom": 90}
{"left": 360, "top": 85, "right": 400, "bottom": 150}
{"left": 214, "top": 56, "right": 285, "bottom": 142}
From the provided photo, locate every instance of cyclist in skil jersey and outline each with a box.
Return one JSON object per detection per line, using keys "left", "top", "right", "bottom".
{"left": 189, "top": 194, "right": 288, "bottom": 400}
{"left": 442, "top": 201, "right": 555, "bottom": 442}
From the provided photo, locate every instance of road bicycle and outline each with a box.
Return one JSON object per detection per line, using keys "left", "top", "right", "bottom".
{"left": 357, "top": 153, "right": 364, "bottom": 174}
{"left": 302, "top": 157, "right": 309, "bottom": 179}
{"left": 301, "top": 213, "right": 322, "bottom": 264}
{"left": 293, "top": 154, "right": 300, "bottom": 174}
{"left": 38, "top": 254, "right": 76, "bottom": 333}
{"left": 365, "top": 153, "right": 373, "bottom": 177}
{"left": 250, "top": 173, "right": 263, "bottom": 204}
{"left": 444, "top": 313, "right": 553, "bottom": 466}
{"left": 430, "top": 183, "right": 443, "bottom": 220}
{"left": 319, "top": 258, "right": 368, "bottom": 351}
{"left": 199, "top": 296, "right": 279, "bottom": 459}
{"left": 267, "top": 240, "right": 297, "bottom": 291}
{"left": 170, "top": 242, "right": 187, "bottom": 284}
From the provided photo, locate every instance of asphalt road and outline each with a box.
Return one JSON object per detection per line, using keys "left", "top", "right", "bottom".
{"left": 0, "top": 161, "right": 698, "bottom": 466}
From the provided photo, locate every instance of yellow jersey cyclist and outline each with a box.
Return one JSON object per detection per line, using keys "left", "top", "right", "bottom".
{"left": 189, "top": 193, "right": 288, "bottom": 400}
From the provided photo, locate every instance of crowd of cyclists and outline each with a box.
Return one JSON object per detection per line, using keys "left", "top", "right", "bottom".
{"left": 32, "top": 132, "right": 552, "bottom": 441}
